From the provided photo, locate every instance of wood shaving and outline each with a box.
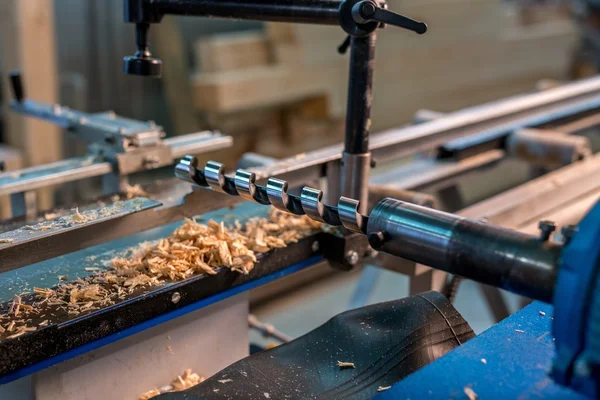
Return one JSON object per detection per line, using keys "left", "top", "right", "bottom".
{"left": 0, "top": 238, "right": 13, "bottom": 244}
{"left": 464, "top": 386, "right": 478, "bottom": 400}
{"left": 44, "top": 212, "right": 58, "bottom": 220}
{"left": 481, "top": 358, "right": 487, "bottom": 364}
{"left": 9, "top": 295, "right": 22, "bottom": 317}
{"left": 124, "top": 183, "right": 149, "bottom": 199}
{"left": 539, "top": 311, "right": 546, "bottom": 316}
{"left": 337, "top": 361, "right": 355, "bottom": 369}
{"left": 139, "top": 389, "right": 161, "bottom": 400}
{"left": 218, "top": 379, "right": 233, "bottom": 384}
{"left": 139, "top": 369, "right": 204, "bottom": 400}
{"left": 0, "top": 325, "right": 4, "bottom": 334}
{"left": 34, "top": 287, "right": 55, "bottom": 298}
{"left": 6, "top": 331, "right": 26, "bottom": 339}
{"left": 6, "top": 321, "right": 15, "bottom": 332}
{"left": 377, "top": 386, "right": 391, "bottom": 392}
{"left": 71, "top": 207, "right": 89, "bottom": 223}
{"left": 515, "top": 329, "right": 525, "bottom": 333}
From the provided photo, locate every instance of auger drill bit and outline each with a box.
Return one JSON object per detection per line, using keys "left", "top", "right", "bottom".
{"left": 175, "top": 155, "right": 562, "bottom": 304}
{"left": 175, "top": 156, "right": 369, "bottom": 233}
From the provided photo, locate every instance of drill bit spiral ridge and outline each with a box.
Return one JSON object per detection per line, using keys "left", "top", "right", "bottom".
{"left": 175, "top": 156, "right": 368, "bottom": 233}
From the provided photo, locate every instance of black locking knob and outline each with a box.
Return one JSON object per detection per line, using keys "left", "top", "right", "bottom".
{"left": 123, "top": 23, "right": 162, "bottom": 77}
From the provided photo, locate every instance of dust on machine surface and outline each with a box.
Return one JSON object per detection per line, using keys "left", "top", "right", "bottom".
{"left": 0, "top": 0, "right": 599, "bottom": 399}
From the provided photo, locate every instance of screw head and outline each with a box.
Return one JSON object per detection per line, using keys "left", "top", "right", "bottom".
{"left": 345, "top": 250, "right": 360, "bottom": 266}
{"left": 360, "top": 1, "right": 377, "bottom": 17}
{"left": 560, "top": 225, "right": 578, "bottom": 245}
{"left": 171, "top": 292, "right": 181, "bottom": 304}
{"left": 311, "top": 241, "right": 320, "bottom": 253}
{"left": 538, "top": 220, "right": 557, "bottom": 241}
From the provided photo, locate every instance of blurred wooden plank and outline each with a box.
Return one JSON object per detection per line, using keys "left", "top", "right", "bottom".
{"left": 154, "top": 16, "right": 199, "bottom": 135}
{"left": 0, "top": 0, "right": 61, "bottom": 211}
{"left": 195, "top": 31, "right": 271, "bottom": 73}
{"left": 192, "top": 65, "right": 340, "bottom": 113}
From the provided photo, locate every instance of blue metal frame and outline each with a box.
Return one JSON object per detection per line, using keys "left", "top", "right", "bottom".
{"left": 0, "top": 256, "right": 323, "bottom": 384}
{"left": 377, "top": 302, "right": 587, "bottom": 399}
{"left": 552, "top": 201, "right": 600, "bottom": 397}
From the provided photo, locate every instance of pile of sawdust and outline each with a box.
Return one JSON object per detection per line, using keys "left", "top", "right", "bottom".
{"left": 0, "top": 209, "right": 322, "bottom": 340}
{"left": 110, "top": 208, "right": 321, "bottom": 280}
{"left": 139, "top": 369, "right": 204, "bottom": 399}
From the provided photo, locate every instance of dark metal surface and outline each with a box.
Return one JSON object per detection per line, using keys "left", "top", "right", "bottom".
{"left": 0, "top": 198, "right": 160, "bottom": 273}
{"left": 367, "top": 198, "right": 561, "bottom": 302}
{"left": 0, "top": 187, "right": 241, "bottom": 272}
{"left": 149, "top": 0, "right": 341, "bottom": 24}
{"left": 344, "top": 34, "right": 376, "bottom": 155}
{"left": 0, "top": 232, "right": 327, "bottom": 379}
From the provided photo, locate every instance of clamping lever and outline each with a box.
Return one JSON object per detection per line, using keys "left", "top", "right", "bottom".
{"left": 352, "top": 0, "right": 427, "bottom": 34}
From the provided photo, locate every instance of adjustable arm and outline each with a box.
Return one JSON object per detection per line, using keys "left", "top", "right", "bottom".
{"left": 123, "top": 0, "right": 426, "bottom": 77}
{"left": 123, "top": 0, "right": 342, "bottom": 77}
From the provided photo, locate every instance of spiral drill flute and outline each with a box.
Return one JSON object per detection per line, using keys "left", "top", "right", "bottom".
{"left": 175, "top": 155, "right": 369, "bottom": 233}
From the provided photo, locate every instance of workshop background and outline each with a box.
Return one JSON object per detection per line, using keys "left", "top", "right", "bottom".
{"left": 0, "top": 0, "right": 581, "bottom": 177}
{"left": 0, "top": 0, "right": 591, "bottom": 371}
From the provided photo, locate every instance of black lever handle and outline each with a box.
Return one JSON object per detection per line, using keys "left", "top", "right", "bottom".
{"left": 8, "top": 71, "right": 24, "bottom": 103}
{"left": 338, "top": 35, "right": 351, "bottom": 54}
{"left": 352, "top": 0, "right": 427, "bottom": 34}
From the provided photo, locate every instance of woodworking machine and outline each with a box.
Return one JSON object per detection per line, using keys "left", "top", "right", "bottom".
{"left": 0, "top": 0, "right": 600, "bottom": 399}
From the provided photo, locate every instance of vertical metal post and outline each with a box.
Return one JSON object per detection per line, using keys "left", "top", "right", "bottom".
{"left": 340, "top": 33, "right": 376, "bottom": 213}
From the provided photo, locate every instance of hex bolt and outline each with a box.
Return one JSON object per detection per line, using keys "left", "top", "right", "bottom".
{"left": 573, "top": 359, "right": 591, "bottom": 378}
{"left": 345, "top": 250, "right": 360, "bottom": 266}
{"left": 560, "top": 225, "right": 578, "bottom": 245}
{"left": 538, "top": 220, "right": 557, "bottom": 242}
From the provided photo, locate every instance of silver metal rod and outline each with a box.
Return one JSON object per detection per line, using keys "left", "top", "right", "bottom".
{"left": 0, "top": 158, "right": 113, "bottom": 197}
{"left": 165, "top": 131, "right": 233, "bottom": 159}
{"left": 249, "top": 76, "right": 600, "bottom": 183}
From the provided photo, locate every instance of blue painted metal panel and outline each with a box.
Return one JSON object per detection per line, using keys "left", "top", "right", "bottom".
{"left": 376, "top": 302, "right": 588, "bottom": 399}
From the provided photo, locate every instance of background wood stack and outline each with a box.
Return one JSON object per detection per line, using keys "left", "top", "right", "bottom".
{"left": 192, "top": 0, "right": 577, "bottom": 160}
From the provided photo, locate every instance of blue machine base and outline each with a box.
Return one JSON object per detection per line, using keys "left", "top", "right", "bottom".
{"left": 376, "top": 302, "right": 588, "bottom": 399}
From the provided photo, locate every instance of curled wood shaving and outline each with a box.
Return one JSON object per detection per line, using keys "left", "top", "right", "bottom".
{"left": 138, "top": 389, "right": 161, "bottom": 400}
{"left": 337, "top": 361, "right": 356, "bottom": 369}
{"left": 71, "top": 207, "right": 89, "bottom": 223}
{"left": 0, "top": 238, "right": 13, "bottom": 244}
{"left": 139, "top": 369, "right": 204, "bottom": 399}
{"left": 34, "top": 287, "right": 55, "bottom": 298}
{"left": 124, "top": 183, "right": 149, "bottom": 199}
{"left": 377, "top": 386, "right": 391, "bottom": 392}
{"left": 464, "top": 386, "right": 478, "bottom": 400}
